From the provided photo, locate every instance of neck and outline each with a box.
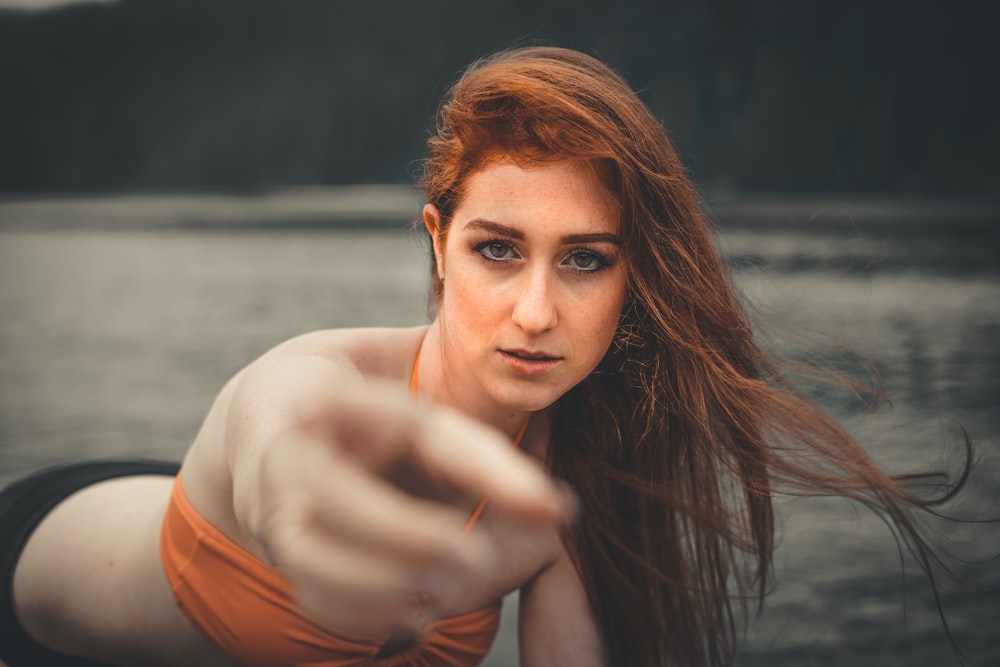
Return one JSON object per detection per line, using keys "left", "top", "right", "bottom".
{"left": 416, "top": 321, "right": 530, "bottom": 439}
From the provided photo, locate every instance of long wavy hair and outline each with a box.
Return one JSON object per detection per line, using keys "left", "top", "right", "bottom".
{"left": 418, "top": 46, "right": 966, "bottom": 666}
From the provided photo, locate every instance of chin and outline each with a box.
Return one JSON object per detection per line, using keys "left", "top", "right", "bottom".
{"left": 493, "top": 384, "right": 566, "bottom": 413}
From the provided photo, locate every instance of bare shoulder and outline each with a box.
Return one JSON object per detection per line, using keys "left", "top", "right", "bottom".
{"left": 260, "top": 326, "right": 428, "bottom": 381}
{"left": 179, "top": 326, "right": 429, "bottom": 552}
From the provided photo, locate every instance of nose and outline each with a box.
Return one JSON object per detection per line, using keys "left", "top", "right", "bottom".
{"left": 511, "top": 266, "right": 558, "bottom": 334}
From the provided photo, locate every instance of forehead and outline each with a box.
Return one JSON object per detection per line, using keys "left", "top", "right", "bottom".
{"left": 453, "top": 159, "right": 619, "bottom": 233}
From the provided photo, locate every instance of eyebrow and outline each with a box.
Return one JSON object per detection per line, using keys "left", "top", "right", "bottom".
{"left": 464, "top": 218, "right": 621, "bottom": 246}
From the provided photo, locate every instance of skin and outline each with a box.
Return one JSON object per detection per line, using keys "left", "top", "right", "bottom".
{"left": 421, "top": 159, "right": 627, "bottom": 435}
{"left": 11, "top": 159, "right": 623, "bottom": 666}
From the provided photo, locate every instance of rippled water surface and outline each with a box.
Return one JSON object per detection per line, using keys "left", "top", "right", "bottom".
{"left": 1, "top": 197, "right": 998, "bottom": 665}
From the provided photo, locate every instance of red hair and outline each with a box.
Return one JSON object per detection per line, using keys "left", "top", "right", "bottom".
{"left": 419, "top": 47, "right": 967, "bottom": 666}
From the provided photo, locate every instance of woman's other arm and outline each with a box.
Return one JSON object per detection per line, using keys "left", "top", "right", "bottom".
{"left": 519, "top": 546, "right": 606, "bottom": 667}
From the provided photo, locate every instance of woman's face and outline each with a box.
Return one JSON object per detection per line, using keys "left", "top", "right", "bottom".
{"left": 425, "top": 159, "right": 628, "bottom": 416}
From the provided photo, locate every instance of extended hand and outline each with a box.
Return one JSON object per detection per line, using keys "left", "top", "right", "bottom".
{"left": 249, "top": 380, "right": 573, "bottom": 634}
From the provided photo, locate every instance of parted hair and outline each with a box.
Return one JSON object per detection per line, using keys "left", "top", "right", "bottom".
{"left": 419, "top": 46, "right": 964, "bottom": 666}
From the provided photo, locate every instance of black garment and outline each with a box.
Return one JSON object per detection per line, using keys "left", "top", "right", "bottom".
{"left": 0, "top": 459, "right": 179, "bottom": 667}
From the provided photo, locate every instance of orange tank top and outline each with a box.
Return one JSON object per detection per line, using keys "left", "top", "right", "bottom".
{"left": 160, "top": 348, "right": 528, "bottom": 666}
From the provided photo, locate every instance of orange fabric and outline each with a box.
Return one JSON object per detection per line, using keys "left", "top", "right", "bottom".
{"left": 158, "top": 346, "right": 532, "bottom": 666}
{"left": 160, "top": 478, "right": 503, "bottom": 667}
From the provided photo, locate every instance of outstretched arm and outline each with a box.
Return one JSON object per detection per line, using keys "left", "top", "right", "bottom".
{"left": 221, "top": 349, "right": 575, "bottom": 634}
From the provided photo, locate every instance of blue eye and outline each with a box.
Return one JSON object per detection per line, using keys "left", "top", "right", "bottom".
{"left": 564, "top": 250, "right": 607, "bottom": 272}
{"left": 474, "top": 240, "right": 517, "bottom": 261}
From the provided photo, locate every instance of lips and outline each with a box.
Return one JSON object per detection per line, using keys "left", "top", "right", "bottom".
{"left": 499, "top": 349, "right": 563, "bottom": 375}
{"left": 505, "top": 349, "right": 559, "bottom": 361}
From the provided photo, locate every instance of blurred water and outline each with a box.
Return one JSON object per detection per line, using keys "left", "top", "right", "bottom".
{"left": 714, "top": 221, "right": 1000, "bottom": 667}
{"left": 0, "top": 195, "right": 998, "bottom": 665}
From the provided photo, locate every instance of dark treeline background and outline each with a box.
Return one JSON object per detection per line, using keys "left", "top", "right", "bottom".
{"left": 0, "top": 0, "right": 997, "bottom": 195}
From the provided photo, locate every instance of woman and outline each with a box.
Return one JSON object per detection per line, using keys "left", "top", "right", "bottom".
{"left": 0, "top": 47, "right": 969, "bottom": 667}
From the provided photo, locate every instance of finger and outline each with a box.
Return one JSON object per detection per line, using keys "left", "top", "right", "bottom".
{"left": 410, "top": 407, "right": 578, "bottom": 523}
{"left": 261, "top": 495, "right": 435, "bottom": 618}
{"left": 305, "top": 381, "right": 427, "bottom": 469}
{"left": 303, "top": 449, "right": 490, "bottom": 569}
{"left": 277, "top": 530, "right": 427, "bottom": 636}
{"left": 309, "top": 381, "right": 576, "bottom": 522}
{"left": 320, "top": 382, "right": 575, "bottom": 522}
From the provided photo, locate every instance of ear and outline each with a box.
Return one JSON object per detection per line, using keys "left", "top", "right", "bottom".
{"left": 423, "top": 203, "right": 446, "bottom": 281}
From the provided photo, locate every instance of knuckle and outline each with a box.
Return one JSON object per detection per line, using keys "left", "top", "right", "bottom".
{"left": 260, "top": 501, "right": 311, "bottom": 568}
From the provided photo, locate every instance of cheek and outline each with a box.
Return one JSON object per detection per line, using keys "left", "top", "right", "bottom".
{"left": 575, "top": 287, "right": 627, "bottom": 357}
{"left": 441, "top": 267, "right": 501, "bottom": 330}
{"left": 596, "top": 300, "right": 624, "bottom": 346}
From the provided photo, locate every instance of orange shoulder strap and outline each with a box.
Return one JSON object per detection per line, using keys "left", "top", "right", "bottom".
{"left": 409, "top": 345, "right": 529, "bottom": 532}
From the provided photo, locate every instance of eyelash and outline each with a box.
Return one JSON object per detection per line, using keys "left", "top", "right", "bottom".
{"left": 471, "top": 237, "right": 611, "bottom": 273}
